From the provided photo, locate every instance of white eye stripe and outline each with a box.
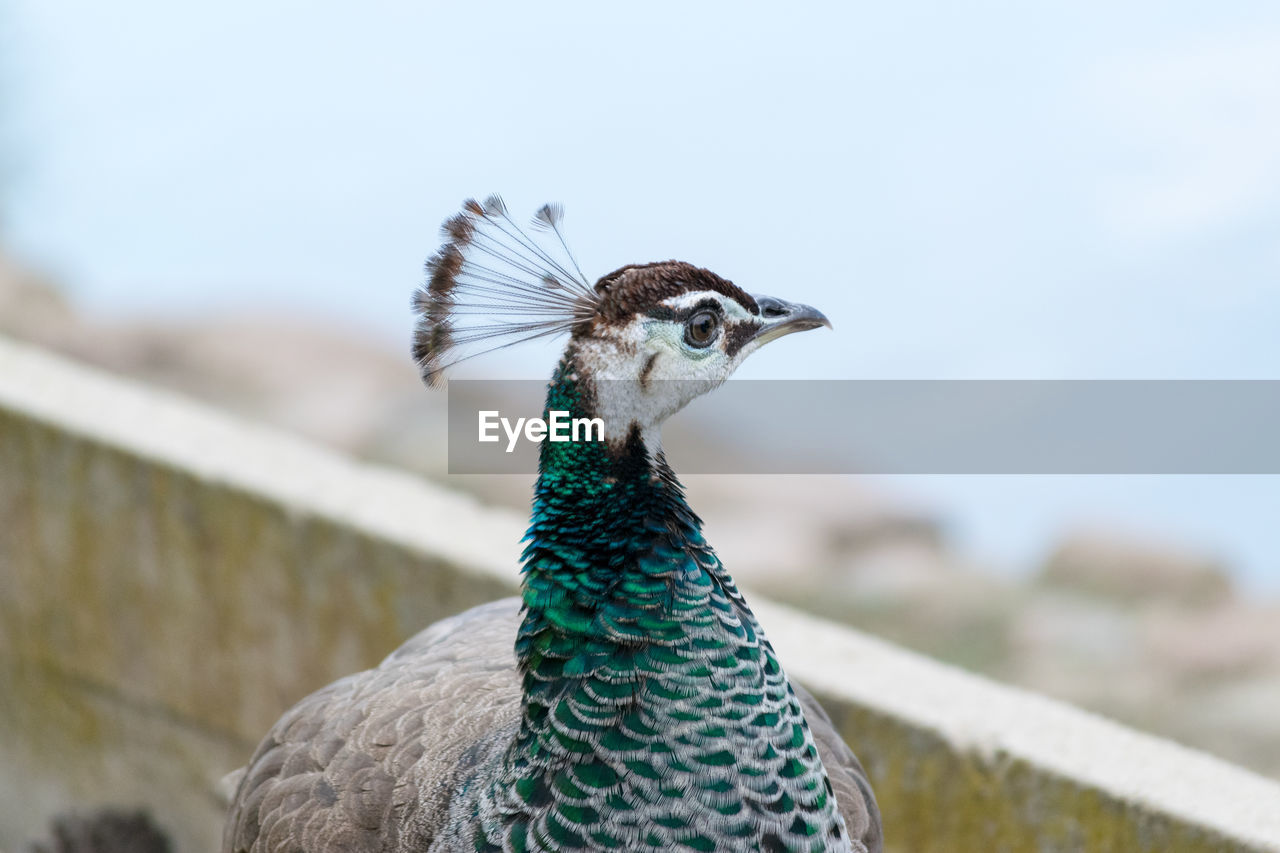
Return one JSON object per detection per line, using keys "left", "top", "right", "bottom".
{"left": 660, "top": 290, "right": 754, "bottom": 320}
{"left": 659, "top": 292, "right": 717, "bottom": 311}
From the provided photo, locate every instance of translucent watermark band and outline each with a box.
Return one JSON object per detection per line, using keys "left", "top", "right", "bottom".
{"left": 445, "top": 380, "right": 1280, "bottom": 474}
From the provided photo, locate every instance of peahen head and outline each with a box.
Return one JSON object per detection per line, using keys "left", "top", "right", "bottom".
{"left": 413, "top": 196, "right": 829, "bottom": 449}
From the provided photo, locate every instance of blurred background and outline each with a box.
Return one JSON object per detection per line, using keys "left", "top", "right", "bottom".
{"left": 1, "top": 0, "right": 1278, "bottom": 792}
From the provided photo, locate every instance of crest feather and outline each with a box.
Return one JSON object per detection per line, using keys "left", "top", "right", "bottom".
{"left": 412, "top": 196, "right": 598, "bottom": 387}
{"left": 533, "top": 203, "right": 563, "bottom": 229}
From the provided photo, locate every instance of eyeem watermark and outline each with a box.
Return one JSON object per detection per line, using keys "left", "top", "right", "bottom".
{"left": 478, "top": 410, "right": 605, "bottom": 453}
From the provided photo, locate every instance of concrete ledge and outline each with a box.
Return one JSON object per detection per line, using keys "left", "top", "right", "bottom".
{"left": 759, "top": 600, "right": 1280, "bottom": 851}
{"left": 2, "top": 334, "right": 1279, "bottom": 852}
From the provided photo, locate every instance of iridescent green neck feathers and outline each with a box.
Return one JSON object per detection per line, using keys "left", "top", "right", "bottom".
{"left": 434, "top": 359, "right": 852, "bottom": 853}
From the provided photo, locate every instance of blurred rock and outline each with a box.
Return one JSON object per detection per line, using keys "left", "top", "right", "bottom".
{"left": 1141, "top": 602, "right": 1280, "bottom": 680}
{"left": 1037, "top": 528, "right": 1233, "bottom": 607}
{"left": 0, "top": 252, "right": 75, "bottom": 340}
{"left": 23, "top": 809, "right": 171, "bottom": 853}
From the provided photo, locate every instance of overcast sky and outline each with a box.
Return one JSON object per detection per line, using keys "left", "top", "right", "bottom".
{"left": 4, "top": 1, "right": 1278, "bottom": 586}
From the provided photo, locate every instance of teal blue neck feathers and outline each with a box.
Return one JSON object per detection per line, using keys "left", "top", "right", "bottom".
{"left": 448, "top": 354, "right": 851, "bottom": 853}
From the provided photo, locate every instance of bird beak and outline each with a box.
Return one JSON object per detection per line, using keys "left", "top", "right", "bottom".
{"left": 750, "top": 295, "right": 832, "bottom": 347}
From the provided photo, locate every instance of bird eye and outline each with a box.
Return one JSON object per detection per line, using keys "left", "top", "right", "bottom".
{"left": 684, "top": 311, "right": 720, "bottom": 348}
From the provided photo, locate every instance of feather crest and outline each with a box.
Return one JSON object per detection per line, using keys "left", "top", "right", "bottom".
{"left": 412, "top": 196, "right": 597, "bottom": 387}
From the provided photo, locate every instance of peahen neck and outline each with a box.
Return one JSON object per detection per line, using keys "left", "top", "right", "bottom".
{"left": 519, "top": 351, "right": 709, "bottom": 659}
{"left": 457, "top": 351, "right": 851, "bottom": 853}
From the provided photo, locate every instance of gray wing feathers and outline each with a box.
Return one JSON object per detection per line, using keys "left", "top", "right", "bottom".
{"left": 222, "top": 598, "right": 524, "bottom": 853}
{"left": 794, "top": 682, "right": 883, "bottom": 853}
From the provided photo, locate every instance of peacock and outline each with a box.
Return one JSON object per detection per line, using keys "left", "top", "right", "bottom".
{"left": 221, "top": 197, "right": 882, "bottom": 853}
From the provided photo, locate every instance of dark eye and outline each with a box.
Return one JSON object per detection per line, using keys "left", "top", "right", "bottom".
{"left": 684, "top": 311, "right": 720, "bottom": 348}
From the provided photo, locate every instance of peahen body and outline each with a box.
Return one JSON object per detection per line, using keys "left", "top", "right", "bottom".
{"left": 222, "top": 198, "right": 882, "bottom": 852}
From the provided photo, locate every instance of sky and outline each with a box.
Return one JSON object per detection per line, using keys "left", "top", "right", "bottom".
{"left": 3, "top": 1, "right": 1278, "bottom": 587}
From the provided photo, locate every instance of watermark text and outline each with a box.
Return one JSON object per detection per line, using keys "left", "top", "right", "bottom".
{"left": 478, "top": 410, "right": 605, "bottom": 453}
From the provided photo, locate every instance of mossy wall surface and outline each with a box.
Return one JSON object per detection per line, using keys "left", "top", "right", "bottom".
{"left": 815, "top": 701, "right": 1243, "bottom": 853}
{"left": 2, "top": 336, "right": 1277, "bottom": 852}
{"left": 0, "top": 407, "right": 512, "bottom": 853}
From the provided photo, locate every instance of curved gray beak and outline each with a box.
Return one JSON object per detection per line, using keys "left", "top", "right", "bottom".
{"left": 750, "top": 294, "right": 832, "bottom": 346}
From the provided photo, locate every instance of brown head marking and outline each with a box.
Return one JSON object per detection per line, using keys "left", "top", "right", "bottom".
{"left": 589, "top": 261, "right": 759, "bottom": 327}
